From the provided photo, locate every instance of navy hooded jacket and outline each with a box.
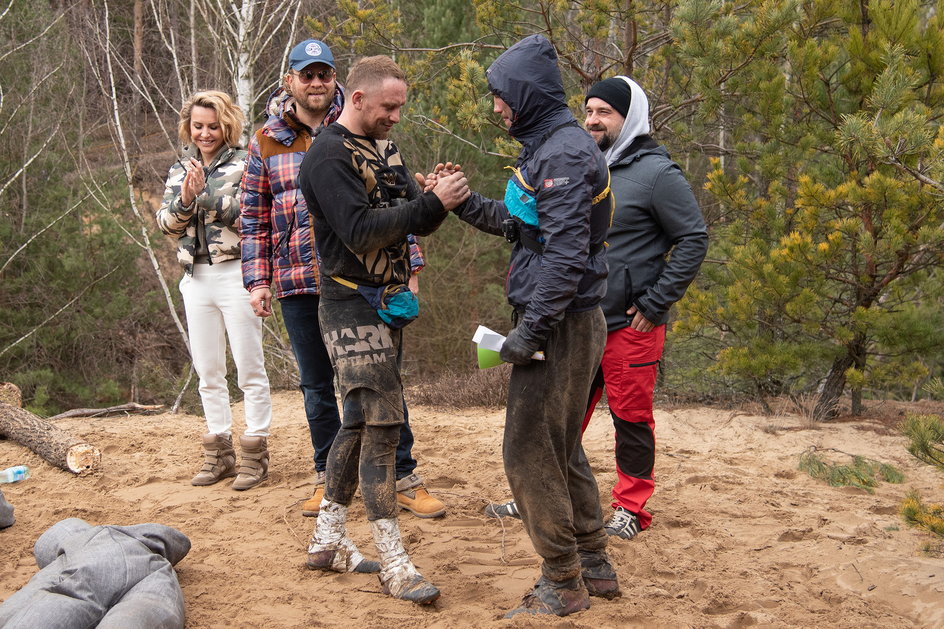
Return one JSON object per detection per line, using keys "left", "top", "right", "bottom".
{"left": 455, "top": 35, "right": 611, "bottom": 340}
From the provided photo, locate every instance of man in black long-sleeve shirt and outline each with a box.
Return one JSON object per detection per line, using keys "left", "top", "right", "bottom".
{"left": 298, "top": 55, "right": 468, "bottom": 605}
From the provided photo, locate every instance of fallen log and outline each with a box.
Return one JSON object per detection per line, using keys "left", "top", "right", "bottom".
{"left": 48, "top": 402, "right": 164, "bottom": 420}
{"left": 0, "top": 403, "right": 101, "bottom": 475}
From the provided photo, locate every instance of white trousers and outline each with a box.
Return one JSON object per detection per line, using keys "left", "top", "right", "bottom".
{"left": 180, "top": 260, "right": 272, "bottom": 436}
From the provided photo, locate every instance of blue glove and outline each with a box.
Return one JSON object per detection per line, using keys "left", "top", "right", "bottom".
{"left": 500, "top": 325, "right": 542, "bottom": 366}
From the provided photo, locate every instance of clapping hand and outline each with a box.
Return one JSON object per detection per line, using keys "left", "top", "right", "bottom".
{"left": 414, "top": 162, "right": 469, "bottom": 211}
{"left": 180, "top": 158, "right": 206, "bottom": 208}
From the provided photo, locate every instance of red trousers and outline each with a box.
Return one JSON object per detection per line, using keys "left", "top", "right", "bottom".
{"left": 582, "top": 324, "right": 665, "bottom": 530}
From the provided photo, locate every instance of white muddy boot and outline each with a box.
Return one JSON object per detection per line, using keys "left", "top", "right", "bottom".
{"left": 306, "top": 500, "right": 380, "bottom": 573}
{"left": 370, "top": 517, "right": 440, "bottom": 604}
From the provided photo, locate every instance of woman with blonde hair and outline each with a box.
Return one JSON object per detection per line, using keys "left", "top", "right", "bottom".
{"left": 157, "top": 90, "right": 272, "bottom": 490}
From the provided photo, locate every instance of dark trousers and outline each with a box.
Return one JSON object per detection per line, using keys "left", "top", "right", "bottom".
{"left": 505, "top": 307, "right": 608, "bottom": 581}
{"left": 279, "top": 293, "right": 415, "bottom": 477}
{"left": 318, "top": 284, "right": 408, "bottom": 520}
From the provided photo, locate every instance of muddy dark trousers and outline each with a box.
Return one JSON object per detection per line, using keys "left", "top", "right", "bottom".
{"left": 319, "top": 282, "right": 406, "bottom": 521}
{"left": 505, "top": 307, "right": 608, "bottom": 582}
{"left": 325, "top": 390, "right": 401, "bottom": 519}
{"left": 282, "top": 293, "right": 418, "bottom": 480}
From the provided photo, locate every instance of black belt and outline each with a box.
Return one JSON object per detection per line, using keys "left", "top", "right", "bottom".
{"left": 508, "top": 220, "right": 604, "bottom": 256}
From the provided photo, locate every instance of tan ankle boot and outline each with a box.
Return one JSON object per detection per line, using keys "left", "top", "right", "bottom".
{"left": 302, "top": 470, "right": 326, "bottom": 517}
{"left": 191, "top": 433, "right": 237, "bottom": 486}
{"left": 396, "top": 473, "right": 446, "bottom": 518}
{"left": 232, "top": 435, "right": 268, "bottom": 490}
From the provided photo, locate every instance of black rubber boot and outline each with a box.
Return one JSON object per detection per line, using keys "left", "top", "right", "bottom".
{"left": 579, "top": 549, "right": 621, "bottom": 599}
{"left": 504, "top": 575, "right": 591, "bottom": 618}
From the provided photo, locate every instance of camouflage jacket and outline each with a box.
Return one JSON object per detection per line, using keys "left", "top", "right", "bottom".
{"left": 156, "top": 146, "right": 247, "bottom": 275}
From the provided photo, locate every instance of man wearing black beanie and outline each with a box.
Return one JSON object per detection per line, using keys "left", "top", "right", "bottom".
{"left": 584, "top": 76, "right": 708, "bottom": 539}
{"left": 585, "top": 77, "right": 632, "bottom": 120}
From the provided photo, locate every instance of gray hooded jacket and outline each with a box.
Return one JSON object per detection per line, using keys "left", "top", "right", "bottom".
{"left": 0, "top": 489, "right": 12, "bottom": 529}
{"left": 599, "top": 77, "right": 708, "bottom": 330}
{"left": 455, "top": 35, "right": 611, "bottom": 341}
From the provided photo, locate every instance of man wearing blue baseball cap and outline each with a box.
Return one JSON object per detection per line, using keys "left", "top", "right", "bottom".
{"left": 240, "top": 39, "right": 446, "bottom": 520}
{"left": 285, "top": 39, "right": 337, "bottom": 115}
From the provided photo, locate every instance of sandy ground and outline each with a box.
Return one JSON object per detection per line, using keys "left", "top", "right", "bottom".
{"left": 1, "top": 391, "right": 943, "bottom": 628}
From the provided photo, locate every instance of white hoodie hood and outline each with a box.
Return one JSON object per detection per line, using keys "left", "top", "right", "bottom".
{"left": 601, "top": 76, "right": 650, "bottom": 166}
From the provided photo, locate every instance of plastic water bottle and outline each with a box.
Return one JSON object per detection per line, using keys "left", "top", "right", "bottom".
{"left": 0, "top": 466, "right": 29, "bottom": 483}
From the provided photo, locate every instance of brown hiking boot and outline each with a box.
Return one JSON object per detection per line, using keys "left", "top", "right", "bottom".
{"left": 579, "top": 549, "right": 621, "bottom": 599}
{"left": 396, "top": 473, "right": 446, "bottom": 518}
{"left": 504, "top": 575, "right": 591, "bottom": 618}
{"left": 302, "top": 470, "right": 326, "bottom": 516}
{"left": 191, "top": 433, "right": 237, "bottom": 486}
{"left": 232, "top": 435, "right": 268, "bottom": 490}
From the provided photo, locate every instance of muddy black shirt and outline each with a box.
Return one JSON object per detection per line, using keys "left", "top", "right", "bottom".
{"left": 299, "top": 123, "right": 447, "bottom": 287}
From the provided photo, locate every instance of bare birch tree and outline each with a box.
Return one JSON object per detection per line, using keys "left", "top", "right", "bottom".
{"left": 81, "top": 0, "right": 190, "bottom": 352}
{"left": 194, "top": 0, "right": 304, "bottom": 141}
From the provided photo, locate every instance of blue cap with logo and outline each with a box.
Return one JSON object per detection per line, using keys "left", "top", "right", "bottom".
{"left": 288, "top": 39, "right": 335, "bottom": 71}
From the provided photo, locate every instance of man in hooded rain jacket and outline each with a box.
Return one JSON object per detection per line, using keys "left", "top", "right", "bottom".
{"left": 447, "top": 34, "right": 620, "bottom": 618}
{"left": 484, "top": 77, "right": 708, "bottom": 541}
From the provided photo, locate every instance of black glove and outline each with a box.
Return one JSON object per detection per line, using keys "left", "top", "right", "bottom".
{"left": 500, "top": 324, "right": 542, "bottom": 366}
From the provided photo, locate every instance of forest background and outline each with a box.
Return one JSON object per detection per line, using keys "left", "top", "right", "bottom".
{"left": 1, "top": 0, "right": 943, "bottom": 421}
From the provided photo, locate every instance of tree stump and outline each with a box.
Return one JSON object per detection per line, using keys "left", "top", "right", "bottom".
{"left": 0, "top": 403, "right": 101, "bottom": 475}
{"left": 0, "top": 383, "right": 22, "bottom": 408}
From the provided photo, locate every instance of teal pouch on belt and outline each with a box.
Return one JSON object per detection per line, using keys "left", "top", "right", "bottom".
{"left": 504, "top": 166, "right": 539, "bottom": 227}
{"left": 331, "top": 277, "right": 419, "bottom": 329}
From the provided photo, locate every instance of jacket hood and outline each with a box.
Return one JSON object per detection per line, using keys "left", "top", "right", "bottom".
{"left": 265, "top": 86, "right": 293, "bottom": 120}
{"left": 601, "top": 76, "right": 650, "bottom": 166}
{"left": 487, "top": 34, "right": 574, "bottom": 145}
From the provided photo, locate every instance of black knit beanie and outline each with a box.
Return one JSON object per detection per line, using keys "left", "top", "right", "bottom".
{"left": 585, "top": 78, "right": 632, "bottom": 118}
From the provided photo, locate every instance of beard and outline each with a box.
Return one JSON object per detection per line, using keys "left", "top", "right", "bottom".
{"left": 588, "top": 125, "right": 616, "bottom": 151}
{"left": 596, "top": 131, "right": 615, "bottom": 151}
{"left": 362, "top": 119, "right": 393, "bottom": 140}
{"left": 295, "top": 91, "right": 330, "bottom": 116}
{"left": 286, "top": 80, "right": 333, "bottom": 118}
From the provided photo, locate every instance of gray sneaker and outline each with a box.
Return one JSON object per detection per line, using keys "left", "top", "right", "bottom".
{"left": 604, "top": 507, "right": 642, "bottom": 540}
{"left": 484, "top": 499, "right": 520, "bottom": 519}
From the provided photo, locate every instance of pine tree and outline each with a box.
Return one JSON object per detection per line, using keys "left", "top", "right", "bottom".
{"left": 675, "top": 0, "right": 944, "bottom": 417}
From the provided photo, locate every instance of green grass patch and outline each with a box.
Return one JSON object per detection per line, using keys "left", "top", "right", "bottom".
{"left": 798, "top": 447, "right": 904, "bottom": 493}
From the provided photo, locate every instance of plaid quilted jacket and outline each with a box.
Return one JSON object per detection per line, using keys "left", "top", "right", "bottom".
{"left": 239, "top": 87, "right": 339, "bottom": 298}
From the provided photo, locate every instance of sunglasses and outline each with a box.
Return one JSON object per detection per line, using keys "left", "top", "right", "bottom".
{"left": 292, "top": 68, "right": 336, "bottom": 83}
